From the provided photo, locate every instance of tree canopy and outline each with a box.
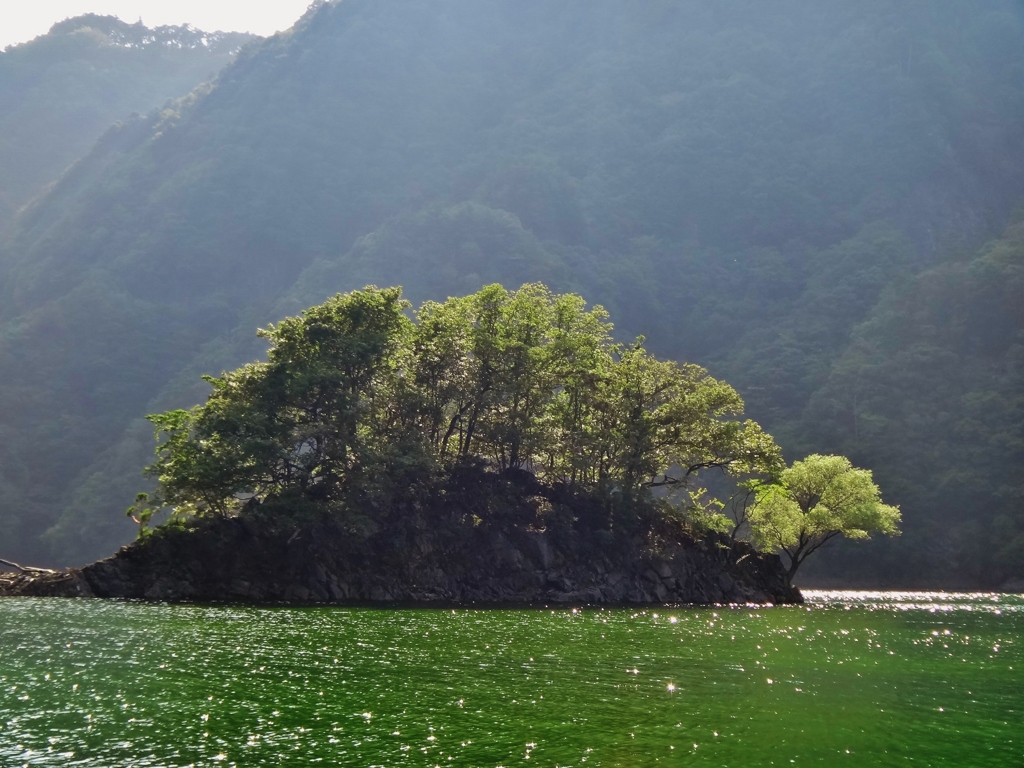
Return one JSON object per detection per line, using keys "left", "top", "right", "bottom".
{"left": 132, "top": 284, "right": 781, "bottom": 531}
{"left": 747, "top": 454, "right": 901, "bottom": 583}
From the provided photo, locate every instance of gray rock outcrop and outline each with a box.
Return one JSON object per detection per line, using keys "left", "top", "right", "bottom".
{"left": 1, "top": 516, "right": 800, "bottom": 605}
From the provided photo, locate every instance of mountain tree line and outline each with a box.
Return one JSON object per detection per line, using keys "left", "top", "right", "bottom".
{"left": 0, "top": 15, "right": 255, "bottom": 233}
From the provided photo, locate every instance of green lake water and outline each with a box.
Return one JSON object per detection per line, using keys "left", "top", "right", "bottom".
{"left": 0, "top": 592, "right": 1020, "bottom": 767}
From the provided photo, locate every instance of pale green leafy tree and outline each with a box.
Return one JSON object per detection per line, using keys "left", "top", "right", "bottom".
{"left": 749, "top": 454, "right": 901, "bottom": 584}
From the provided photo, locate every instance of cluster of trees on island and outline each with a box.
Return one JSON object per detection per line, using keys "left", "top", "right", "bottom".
{"left": 131, "top": 284, "right": 900, "bottom": 583}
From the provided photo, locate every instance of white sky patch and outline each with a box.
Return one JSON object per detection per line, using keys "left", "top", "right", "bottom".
{"left": 0, "top": 0, "right": 315, "bottom": 49}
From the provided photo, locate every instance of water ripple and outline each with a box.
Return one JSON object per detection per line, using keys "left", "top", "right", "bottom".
{"left": 0, "top": 593, "right": 1020, "bottom": 766}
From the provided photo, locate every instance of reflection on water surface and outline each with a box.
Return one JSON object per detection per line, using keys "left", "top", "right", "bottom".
{"left": 0, "top": 591, "right": 1020, "bottom": 766}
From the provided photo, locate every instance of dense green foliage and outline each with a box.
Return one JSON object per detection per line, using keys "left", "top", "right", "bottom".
{"left": 745, "top": 455, "right": 901, "bottom": 584}
{"left": 795, "top": 219, "right": 1024, "bottom": 586}
{"left": 0, "top": 15, "right": 255, "bottom": 232}
{"left": 0, "top": 0, "right": 1021, "bottom": 586}
{"left": 132, "top": 284, "right": 779, "bottom": 533}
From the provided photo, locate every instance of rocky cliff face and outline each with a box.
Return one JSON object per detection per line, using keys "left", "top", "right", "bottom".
{"left": 0, "top": 516, "right": 800, "bottom": 605}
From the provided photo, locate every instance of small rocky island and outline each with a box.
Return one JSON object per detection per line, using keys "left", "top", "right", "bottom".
{"left": 1, "top": 469, "right": 799, "bottom": 605}
{"left": 4, "top": 284, "right": 807, "bottom": 605}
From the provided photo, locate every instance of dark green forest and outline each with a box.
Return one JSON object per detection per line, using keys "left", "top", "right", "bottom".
{"left": 0, "top": 0, "right": 1021, "bottom": 588}
{"left": 0, "top": 15, "right": 256, "bottom": 232}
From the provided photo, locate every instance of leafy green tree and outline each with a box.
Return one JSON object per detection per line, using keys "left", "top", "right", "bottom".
{"left": 132, "top": 283, "right": 782, "bottom": 535}
{"left": 542, "top": 293, "right": 616, "bottom": 484}
{"left": 133, "top": 287, "right": 414, "bottom": 526}
{"left": 748, "top": 454, "right": 901, "bottom": 584}
{"left": 410, "top": 294, "right": 477, "bottom": 461}
{"left": 587, "top": 344, "right": 780, "bottom": 499}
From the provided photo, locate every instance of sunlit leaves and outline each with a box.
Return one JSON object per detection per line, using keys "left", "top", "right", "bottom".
{"left": 136, "top": 283, "right": 783, "bottom": 530}
{"left": 748, "top": 454, "right": 901, "bottom": 582}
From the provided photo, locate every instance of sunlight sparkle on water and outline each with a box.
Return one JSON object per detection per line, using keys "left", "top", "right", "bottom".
{"left": 0, "top": 591, "right": 1020, "bottom": 766}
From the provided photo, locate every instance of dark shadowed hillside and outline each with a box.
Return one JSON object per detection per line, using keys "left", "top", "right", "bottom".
{"left": 0, "top": 0, "right": 1021, "bottom": 587}
{"left": 0, "top": 14, "right": 257, "bottom": 232}
{"left": 795, "top": 218, "right": 1024, "bottom": 587}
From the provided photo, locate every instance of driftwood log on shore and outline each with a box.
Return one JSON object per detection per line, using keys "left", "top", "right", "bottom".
{"left": 0, "top": 557, "right": 57, "bottom": 574}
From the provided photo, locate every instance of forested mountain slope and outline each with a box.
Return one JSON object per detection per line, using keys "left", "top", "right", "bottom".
{"left": 0, "top": 0, "right": 1021, "bottom": 586}
{"left": 796, "top": 219, "right": 1024, "bottom": 587}
{"left": 0, "top": 15, "right": 256, "bottom": 232}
